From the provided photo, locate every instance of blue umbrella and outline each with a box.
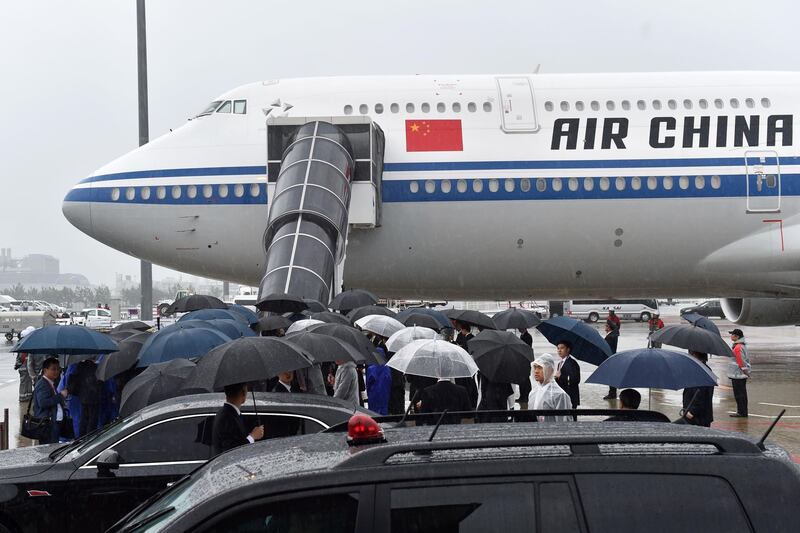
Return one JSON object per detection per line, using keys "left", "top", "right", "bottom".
{"left": 12, "top": 325, "right": 118, "bottom": 355}
{"left": 137, "top": 323, "right": 231, "bottom": 367}
{"left": 178, "top": 308, "right": 248, "bottom": 325}
{"left": 395, "top": 308, "right": 452, "bottom": 329}
{"left": 535, "top": 316, "right": 611, "bottom": 366}
{"left": 681, "top": 313, "right": 720, "bottom": 335}
{"left": 586, "top": 348, "right": 718, "bottom": 390}
{"left": 227, "top": 304, "right": 260, "bottom": 326}
{"left": 190, "top": 318, "right": 256, "bottom": 339}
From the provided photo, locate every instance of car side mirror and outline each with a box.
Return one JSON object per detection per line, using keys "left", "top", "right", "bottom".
{"left": 96, "top": 449, "right": 121, "bottom": 478}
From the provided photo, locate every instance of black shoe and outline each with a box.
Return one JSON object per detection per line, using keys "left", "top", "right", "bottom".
{"left": 603, "top": 394, "right": 617, "bottom": 400}
{"left": 729, "top": 413, "right": 748, "bottom": 418}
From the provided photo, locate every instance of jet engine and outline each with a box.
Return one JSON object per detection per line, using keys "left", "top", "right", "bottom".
{"left": 722, "top": 298, "right": 800, "bottom": 326}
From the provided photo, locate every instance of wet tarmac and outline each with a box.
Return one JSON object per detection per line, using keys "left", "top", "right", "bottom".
{"left": 2, "top": 307, "right": 800, "bottom": 459}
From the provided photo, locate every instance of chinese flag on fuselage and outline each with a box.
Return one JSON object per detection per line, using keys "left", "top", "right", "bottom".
{"left": 405, "top": 120, "right": 463, "bottom": 152}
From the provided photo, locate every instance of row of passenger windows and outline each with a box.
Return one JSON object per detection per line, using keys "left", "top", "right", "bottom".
{"left": 544, "top": 97, "right": 772, "bottom": 113}
{"left": 344, "top": 101, "right": 493, "bottom": 116}
{"left": 407, "top": 175, "right": 724, "bottom": 195}
{"left": 109, "top": 183, "right": 262, "bottom": 201}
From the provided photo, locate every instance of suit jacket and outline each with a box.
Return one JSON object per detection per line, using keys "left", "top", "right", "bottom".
{"left": 271, "top": 381, "right": 301, "bottom": 393}
{"left": 33, "top": 377, "right": 64, "bottom": 444}
{"left": 683, "top": 385, "right": 714, "bottom": 427}
{"left": 212, "top": 403, "right": 249, "bottom": 456}
{"left": 555, "top": 356, "right": 580, "bottom": 408}
{"left": 420, "top": 381, "right": 473, "bottom": 424}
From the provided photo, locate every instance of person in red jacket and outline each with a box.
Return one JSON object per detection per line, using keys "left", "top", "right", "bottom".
{"left": 607, "top": 310, "right": 621, "bottom": 331}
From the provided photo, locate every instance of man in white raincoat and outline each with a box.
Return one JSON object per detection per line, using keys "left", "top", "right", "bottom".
{"left": 527, "top": 354, "right": 572, "bottom": 421}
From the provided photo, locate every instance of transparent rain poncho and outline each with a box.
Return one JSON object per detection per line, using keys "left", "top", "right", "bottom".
{"left": 527, "top": 353, "right": 572, "bottom": 421}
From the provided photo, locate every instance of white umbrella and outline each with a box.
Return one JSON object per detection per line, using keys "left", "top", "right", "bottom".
{"left": 386, "top": 326, "right": 440, "bottom": 352}
{"left": 387, "top": 339, "right": 478, "bottom": 379}
{"left": 286, "top": 319, "right": 324, "bottom": 334}
{"left": 355, "top": 314, "right": 405, "bottom": 339}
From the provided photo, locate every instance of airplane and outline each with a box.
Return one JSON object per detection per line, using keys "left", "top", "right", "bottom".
{"left": 62, "top": 71, "right": 800, "bottom": 326}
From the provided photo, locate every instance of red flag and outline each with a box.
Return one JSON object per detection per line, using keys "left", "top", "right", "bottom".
{"left": 405, "top": 120, "right": 463, "bottom": 152}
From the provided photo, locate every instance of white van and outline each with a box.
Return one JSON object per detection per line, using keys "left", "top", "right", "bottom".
{"left": 565, "top": 299, "right": 659, "bottom": 323}
{"left": 75, "top": 307, "right": 113, "bottom": 329}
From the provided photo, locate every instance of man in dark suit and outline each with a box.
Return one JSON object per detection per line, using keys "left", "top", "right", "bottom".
{"left": 212, "top": 383, "right": 265, "bottom": 455}
{"left": 33, "top": 358, "right": 68, "bottom": 444}
{"left": 555, "top": 340, "right": 580, "bottom": 420}
{"left": 418, "top": 379, "right": 473, "bottom": 424}
{"left": 271, "top": 371, "right": 301, "bottom": 393}
{"left": 517, "top": 328, "right": 533, "bottom": 408}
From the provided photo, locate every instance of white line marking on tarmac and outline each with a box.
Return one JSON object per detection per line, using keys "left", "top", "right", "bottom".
{"left": 760, "top": 402, "right": 800, "bottom": 409}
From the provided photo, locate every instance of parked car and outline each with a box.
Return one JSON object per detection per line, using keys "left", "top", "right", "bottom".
{"left": 110, "top": 412, "right": 800, "bottom": 533}
{"left": 0, "top": 393, "right": 369, "bottom": 533}
{"left": 73, "top": 307, "right": 112, "bottom": 329}
{"left": 681, "top": 299, "right": 725, "bottom": 319}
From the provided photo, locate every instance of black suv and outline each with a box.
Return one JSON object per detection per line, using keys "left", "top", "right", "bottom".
{"left": 681, "top": 300, "right": 725, "bottom": 319}
{"left": 0, "top": 393, "right": 366, "bottom": 533}
{"left": 111, "top": 412, "right": 800, "bottom": 533}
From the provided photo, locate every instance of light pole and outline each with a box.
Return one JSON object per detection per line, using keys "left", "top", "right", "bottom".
{"left": 137, "top": 0, "right": 153, "bottom": 320}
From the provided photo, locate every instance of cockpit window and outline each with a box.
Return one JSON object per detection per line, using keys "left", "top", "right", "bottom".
{"left": 233, "top": 100, "right": 247, "bottom": 114}
{"left": 216, "top": 101, "right": 232, "bottom": 113}
{"left": 198, "top": 100, "right": 222, "bottom": 117}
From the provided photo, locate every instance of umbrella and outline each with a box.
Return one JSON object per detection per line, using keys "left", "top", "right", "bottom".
{"left": 535, "top": 316, "right": 612, "bottom": 366}
{"left": 310, "top": 311, "right": 351, "bottom": 325}
{"left": 386, "top": 326, "right": 440, "bottom": 352}
{"left": 586, "top": 348, "right": 718, "bottom": 390}
{"left": 95, "top": 331, "right": 151, "bottom": 381}
{"left": 397, "top": 313, "right": 444, "bottom": 331}
{"left": 13, "top": 325, "right": 118, "bottom": 355}
{"left": 681, "top": 313, "right": 721, "bottom": 336}
{"left": 192, "top": 318, "right": 256, "bottom": 339}
{"left": 329, "top": 289, "right": 378, "bottom": 312}
{"left": 284, "top": 311, "right": 312, "bottom": 322}
{"left": 227, "top": 304, "right": 260, "bottom": 326}
{"left": 180, "top": 337, "right": 312, "bottom": 393}
{"left": 442, "top": 309, "right": 463, "bottom": 319}
{"left": 137, "top": 323, "right": 231, "bottom": 367}
{"left": 165, "top": 294, "right": 227, "bottom": 315}
{"left": 111, "top": 320, "right": 151, "bottom": 333}
{"left": 309, "top": 323, "right": 386, "bottom": 365}
{"left": 395, "top": 308, "right": 452, "bottom": 329}
{"left": 491, "top": 308, "right": 541, "bottom": 330}
{"left": 354, "top": 315, "right": 405, "bottom": 339}
{"left": 467, "top": 330, "right": 534, "bottom": 384}
{"left": 109, "top": 329, "right": 138, "bottom": 342}
{"left": 387, "top": 339, "right": 479, "bottom": 379}
{"left": 119, "top": 359, "right": 196, "bottom": 417}
{"left": 60, "top": 353, "right": 100, "bottom": 367}
{"left": 449, "top": 309, "right": 497, "bottom": 330}
{"left": 303, "top": 299, "right": 328, "bottom": 313}
{"left": 283, "top": 331, "right": 367, "bottom": 363}
{"left": 649, "top": 325, "right": 734, "bottom": 357}
{"left": 256, "top": 315, "right": 293, "bottom": 333}
{"left": 178, "top": 308, "right": 248, "bottom": 325}
{"left": 346, "top": 305, "right": 397, "bottom": 323}
{"left": 255, "top": 292, "right": 308, "bottom": 313}
{"left": 286, "top": 319, "right": 325, "bottom": 334}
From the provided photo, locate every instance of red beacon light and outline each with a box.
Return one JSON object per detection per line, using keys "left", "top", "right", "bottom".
{"left": 346, "top": 413, "right": 386, "bottom": 446}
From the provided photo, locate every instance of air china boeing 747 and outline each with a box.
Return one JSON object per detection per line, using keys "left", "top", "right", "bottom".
{"left": 62, "top": 72, "right": 800, "bottom": 326}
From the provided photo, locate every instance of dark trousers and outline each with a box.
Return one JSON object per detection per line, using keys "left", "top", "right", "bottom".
{"left": 80, "top": 403, "right": 99, "bottom": 437}
{"left": 518, "top": 379, "right": 532, "bottom": 406}
{"left": 731, "top": 378, "right": 748, "bottom": 415}
{"left": 607, "top": 387, "right": 617, "bottom": 397}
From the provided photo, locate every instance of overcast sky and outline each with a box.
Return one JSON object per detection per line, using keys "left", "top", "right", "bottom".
{"left": 1, "top": 0, "right": 798, "bottom": 287}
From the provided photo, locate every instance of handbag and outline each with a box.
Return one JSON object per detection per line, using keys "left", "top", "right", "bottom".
{"left": 60, "top": 409, "right": 75, "bottom": 440}
{"left": 21, "top": 396, "right": 51, "bottom": 441}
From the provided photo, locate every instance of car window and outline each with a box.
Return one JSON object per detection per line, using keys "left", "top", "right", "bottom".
{"left": 112, "top": 416, "right": 213, "bottom": 464}
{"left": 539, "top": 481, "right": 581, "bottom": 532}
{"left": 389, "top": 482, "right": 534, "bottom": 532}
{"left": 242, "top": 413, "right": 326, "bottom": 439}
{"left": 577, "top": 474, "right": 750, "bottom": 532}
{"left": 197, "top": 492, "right": 359, "bottom": 533}
{"left": 99, "top": 309, "right": 110, "bottom": 317}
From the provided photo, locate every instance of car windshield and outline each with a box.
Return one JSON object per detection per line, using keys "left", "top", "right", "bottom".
{"left": 58, "top": 413, "right": 144, "bottom": 463}
{"left": 119, "top": 469, "right": 206, "bottom": 532}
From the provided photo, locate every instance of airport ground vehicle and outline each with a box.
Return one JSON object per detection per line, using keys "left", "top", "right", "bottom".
{"left": 110, "top": 410, "right": 800, "bottom": 533}
{"left": 72, "top": 307, "right": 113, "bottom": 329}
{"left": 565, "top": 299, "right": 659, "bottom": 323}
{"left": 681, "top": 299, "right": 725, "bottom": 319}
{"left": 0, "top": 393, "right": 367, "bottom": 533}
{"left": 156, "top": 289, "right": 192, "bottom": 317}
{"left": 0, "top": 310, "right": 57, "bottom": 340}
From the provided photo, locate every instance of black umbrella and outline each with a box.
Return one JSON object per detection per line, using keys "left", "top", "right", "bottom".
{"left": 395, "top": 308, "right": 452, "bottom": 329}
{"left": 311, "top": 311, "right": 351, "bottom": 325}
{"left": 681, "top": 313, "right": 721, "bottom": 336}
{"left": 329, "top": 289, "right": 378, "bottom": 313}
{"left": 346, "top": 305, "right": 397, "bottom": 324}
{"left": 119, "top": 359, "right": 196, "bottom": 417}
{"left": 535, "top": 316, "right": 612, "bottom": 366}
{"left": 467, "top": 330, "right": 534, "bottom": 384}
{"left": 109, "top": 329, "right": 138, "bottom": 342}
{"left": 303, "top": 299, "right": 328, "bottom": 313}
{"left": 649, "top": 325, "right": 734, "bottom": 358}
{"left": 283, "top": 331, "right": 367, "bottom": 364}
{"left": 442, "top": 308, "right": 462, "bottom": 319}
{"left": 165, "top": 294, "right": 227, "bottom": 315}
{"left": 256, "top": 292, "right": 308, "bottom": 313}
{"left": 491, "top": 308, "right": 541, "bottom": 330}
{"left": 450, "top": 309, "right": 497, "bottom": 330}
{"left": 308, "top": 323, "right": 386, "bottom": 365}
{"left": 256, "top": 315, "right": 293, "bottom": 333}
{"left": 398, "top": 312, "right": 443, "bottom": 331}
{"left": 96, "top": 332, "right": 151, "bottom": 381}
{"left": 111, "top": 320, "right": 151, "bottom": 333}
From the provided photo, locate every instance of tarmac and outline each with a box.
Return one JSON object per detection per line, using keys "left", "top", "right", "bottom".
{"left": 1, "top": 306, "right": 799, "bottom": 459}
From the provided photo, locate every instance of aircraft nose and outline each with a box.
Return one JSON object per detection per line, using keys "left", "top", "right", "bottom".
{"left": 62, "top": 184, "right": 92, "bottom": 236}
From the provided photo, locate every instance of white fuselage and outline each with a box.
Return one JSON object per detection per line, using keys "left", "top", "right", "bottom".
{"left": 63, "top": 72, "right": 800, "bottom": 299}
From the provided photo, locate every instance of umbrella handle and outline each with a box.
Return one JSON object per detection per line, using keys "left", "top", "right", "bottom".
{"left": 252, "top": 388, "right": 260, "bottom": 425}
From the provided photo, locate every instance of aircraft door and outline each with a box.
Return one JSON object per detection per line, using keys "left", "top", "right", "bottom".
{"left": 496, "top": 77, "right": 539, "bottom": 132}
{"left": 744, "top": 150, "right": 781, "bottom": 213}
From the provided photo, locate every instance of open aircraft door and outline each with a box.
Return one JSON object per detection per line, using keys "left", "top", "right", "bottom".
{"left": 744, "top": 150, "right": 781, "bottom": 213}
{"left": 496, "top": 76, "right": 539, "bottom": 132}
